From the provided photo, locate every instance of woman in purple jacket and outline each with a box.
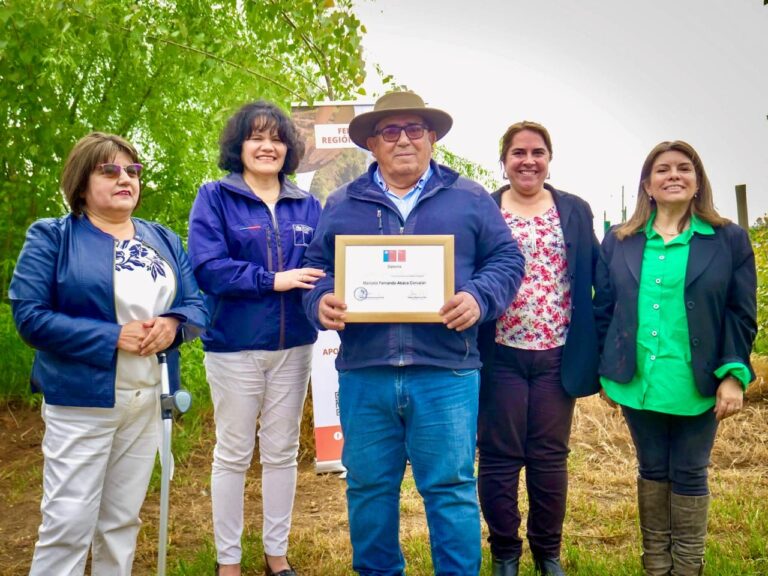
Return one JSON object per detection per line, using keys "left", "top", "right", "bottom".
{"left": 188, "top": 101, "right": 322, "bottom": 576}
{"left": 10, "top": 132, "right": 206, "bottom": 576}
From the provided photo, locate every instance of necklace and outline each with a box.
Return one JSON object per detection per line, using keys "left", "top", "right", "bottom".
{"left": 503, "top": 188, "right": 552, "bottom": 218}
{"left": 653, "top": 223, "right": 687, "bottom": 237}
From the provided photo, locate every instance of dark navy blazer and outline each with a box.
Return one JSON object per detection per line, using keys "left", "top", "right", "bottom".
{"left": 478, "top": 184, "right": 600, "bottom": 398}
{"left": 594, "top": 222, "right": 757, "bottom": 397}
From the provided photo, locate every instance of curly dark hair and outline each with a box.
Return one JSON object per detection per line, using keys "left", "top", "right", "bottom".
{"left": 218, "top": 101, "right": 305, "bottom": 176}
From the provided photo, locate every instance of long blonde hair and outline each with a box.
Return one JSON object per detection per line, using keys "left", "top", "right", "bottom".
{"left": 616, "top": 140, "right": 728, "bottom": 240}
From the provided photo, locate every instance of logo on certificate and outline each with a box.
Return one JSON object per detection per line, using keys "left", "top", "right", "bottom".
{"left": 353, "top": 287, "right": 368, "bottom": 301}
{"left": 383, "top": 249, "right": 406, "bottom": 262}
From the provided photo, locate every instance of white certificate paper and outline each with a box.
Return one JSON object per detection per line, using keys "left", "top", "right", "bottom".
{"left": 335, "top": 235, "right": 455, "bottom": 323}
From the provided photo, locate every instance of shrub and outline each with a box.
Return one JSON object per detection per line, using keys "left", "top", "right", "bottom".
{"left": 750, "top": 225, "right": 768, "bottom": 355}
{"left": 0, "top": 302, "right": 36, "bottom": 402}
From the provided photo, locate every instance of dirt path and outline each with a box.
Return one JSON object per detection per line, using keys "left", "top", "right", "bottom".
{"left": 0, "top": 403, "right": 350, "bottom": 575}
{"left": 2, "top": 370, "right": 766, "bottom": 575}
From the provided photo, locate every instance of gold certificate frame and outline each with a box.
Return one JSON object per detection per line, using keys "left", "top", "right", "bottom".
{"left": 334, "top": 235, "right": 455, "bottom": 323}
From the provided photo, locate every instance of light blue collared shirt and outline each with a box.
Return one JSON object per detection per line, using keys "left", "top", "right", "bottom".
{"left": 374, "top": 165, "right": 433, "bottom": 221}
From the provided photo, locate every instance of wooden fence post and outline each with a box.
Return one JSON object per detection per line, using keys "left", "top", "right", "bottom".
{"left": 735, "top": 184, "right": 749, "bottom": 230}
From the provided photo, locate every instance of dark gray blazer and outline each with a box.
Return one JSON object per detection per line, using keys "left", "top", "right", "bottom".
{"left": 478, "top": 183, "right": 601, "bottom": 398}
{"left": 594, "top": 222, "right": 757, "bottom": 397}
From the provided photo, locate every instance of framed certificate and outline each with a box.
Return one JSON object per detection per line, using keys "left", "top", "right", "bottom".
{"left": 334, "top": 235, "right": 455, "bottom": 323}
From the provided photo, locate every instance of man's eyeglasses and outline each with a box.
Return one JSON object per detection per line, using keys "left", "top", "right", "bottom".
{"left": 96, "top": 163, "right": 143, "bottom": 179}
{"left": 373, "top": 123, "right": 429, "bottom": 143}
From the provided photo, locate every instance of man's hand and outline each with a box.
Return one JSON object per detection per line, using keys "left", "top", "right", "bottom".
{"left": 714, "top": 376, "right": 744, "bottom": 421}
{"left": 440, "top": 291, "right": 481, "bottom": 332}
{"left": 319, "top": 293, "right": 347, "bottom": 331}
{"left": 139, "top": 316, "right": 180, "bottom": 357}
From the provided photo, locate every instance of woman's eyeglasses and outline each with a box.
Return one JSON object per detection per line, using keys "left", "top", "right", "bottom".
{"left": 96, "top": 163, "right": 143, "bottom": 179}
{"left": 373, "top": 123, "right": 429, "bottom": 143}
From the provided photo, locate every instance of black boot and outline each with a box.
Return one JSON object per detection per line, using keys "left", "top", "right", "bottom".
{"left": 491, "top": 555, "right": 520, "bottom": 576}
{"left": 534, "top": 556, "right": 566, "bottom": 576}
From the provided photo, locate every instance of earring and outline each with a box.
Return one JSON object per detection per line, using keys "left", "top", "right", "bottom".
{"left": 546, "top": 172, "right": 551, "bottom": 180}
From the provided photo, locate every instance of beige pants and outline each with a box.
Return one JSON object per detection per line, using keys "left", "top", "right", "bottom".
{"left": 206, "top": 345, "right": 311, "bottom": 564}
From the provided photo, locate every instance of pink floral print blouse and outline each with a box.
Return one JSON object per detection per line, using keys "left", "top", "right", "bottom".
{"left": 495, "top": 205, "right": 572, "bottom": 350}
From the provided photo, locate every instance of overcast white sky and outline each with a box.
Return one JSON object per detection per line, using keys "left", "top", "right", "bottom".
{"left": 353, "top": 0, "right": 768, "bottom": 229}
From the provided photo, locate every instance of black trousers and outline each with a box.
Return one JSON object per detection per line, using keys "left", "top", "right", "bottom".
{"left": 478, "top": 345, "right": 575, "bottom": 560}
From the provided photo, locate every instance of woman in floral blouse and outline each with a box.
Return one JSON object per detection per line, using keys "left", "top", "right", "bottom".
{"left": 477, "top": 121, "right": 600, "bottom": 576}
{"left": 10, "top": 132, "right": 206, "bottom": 575}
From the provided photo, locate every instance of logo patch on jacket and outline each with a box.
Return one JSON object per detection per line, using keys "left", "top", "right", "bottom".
{"left": 293, "top": 224, "right": 314, "bottom": 247}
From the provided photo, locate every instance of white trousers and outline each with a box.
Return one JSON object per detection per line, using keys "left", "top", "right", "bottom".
{"left": 29, "top": 387, "right": 159, "bottom": 576}
{"left": 206, "top": 345, "right": 311, "bottom": 564}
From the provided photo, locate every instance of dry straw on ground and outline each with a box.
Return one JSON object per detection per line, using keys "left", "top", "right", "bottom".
{"left": 1, "top": 357, "right": 766, "bottom": 575}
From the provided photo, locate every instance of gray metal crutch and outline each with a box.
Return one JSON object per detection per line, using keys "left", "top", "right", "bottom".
{"left": 157, "top": 352, "right": 192, "bottom": 576}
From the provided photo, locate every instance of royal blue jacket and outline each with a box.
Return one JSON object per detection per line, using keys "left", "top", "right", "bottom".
{"left": 302, "top": 161, "right": 525, "bottom": 370}
{"left": 188, "top": 173, "right": 321, "bottom": 352}
{"left": 9, "top": 215, "right": 207, "bottom": 407}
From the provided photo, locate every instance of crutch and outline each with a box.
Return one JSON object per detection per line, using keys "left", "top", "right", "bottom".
{"left": 157, "top": 352, "right": 192, "bottom": 576}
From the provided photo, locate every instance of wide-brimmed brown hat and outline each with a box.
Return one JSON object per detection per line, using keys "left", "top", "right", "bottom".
{"left": 348, "top": 91, "right": 453, "bottom": 150}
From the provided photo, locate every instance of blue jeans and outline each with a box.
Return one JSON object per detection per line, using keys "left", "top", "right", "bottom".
{"left": 339, "top": 366, "right": 481, "bottom": 576}
{"left": 621, "top": 406, "right": 718, "bottom": 496}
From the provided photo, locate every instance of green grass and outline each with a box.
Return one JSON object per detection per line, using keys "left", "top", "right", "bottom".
{"left": 0, "top": 302, "right": 37, "bottom": 404}
{"left": 0, "top": 460, "right": 42, "bottom": 506}
{"left": 3, "top": 296, "right": 767, "bottom": 574}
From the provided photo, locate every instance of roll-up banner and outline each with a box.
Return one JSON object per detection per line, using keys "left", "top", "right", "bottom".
{"left": 292, "top": 101, "right": 373, "bottom": 473}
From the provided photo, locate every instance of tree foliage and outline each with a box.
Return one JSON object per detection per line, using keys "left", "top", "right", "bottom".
{"left": 433, "top": 145, "right": 501, "bottom": 192}
{"left": 0, "top": 0, "right": 366, "bottom": 295}
{"left": 750, "top": 224, "right": 768, "bottom": 354}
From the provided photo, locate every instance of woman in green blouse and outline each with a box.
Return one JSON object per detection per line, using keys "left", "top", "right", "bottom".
{"left": 595, "top": 140, "right": 757, "bottom": 576}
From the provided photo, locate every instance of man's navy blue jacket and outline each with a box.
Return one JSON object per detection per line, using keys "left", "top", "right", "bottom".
{"left": 303, "top": 161, "right": 525, "bottom": 371}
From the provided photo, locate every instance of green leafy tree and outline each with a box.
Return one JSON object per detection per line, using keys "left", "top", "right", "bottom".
{"left": 0, "top": 0, "right": 366, "bottom": 296}
{"left": 433, "top": 145, "right": 501, "bottom": 192}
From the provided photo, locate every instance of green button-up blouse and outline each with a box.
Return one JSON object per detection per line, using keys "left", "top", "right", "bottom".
{"left": 601, "top": 214, "right": 750, "bottom": 415}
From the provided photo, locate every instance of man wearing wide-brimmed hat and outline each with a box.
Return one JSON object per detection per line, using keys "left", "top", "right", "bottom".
{"left": 303, "top": 91, "right": 525, "bottom": 575}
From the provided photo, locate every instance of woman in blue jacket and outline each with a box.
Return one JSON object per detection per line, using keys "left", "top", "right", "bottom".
{"left": 188, "top": 101, "right": 322, "bottom": 576}
{"left": 477, "top": 121, "right": 600, "bottom": 576}
{"left": 9, "top": 132, "right": 207, "bottom": 576}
